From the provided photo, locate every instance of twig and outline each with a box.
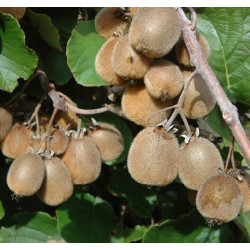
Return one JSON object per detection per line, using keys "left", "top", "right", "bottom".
{"left": 224, "top": 137, "right": 235, "bottom": 173}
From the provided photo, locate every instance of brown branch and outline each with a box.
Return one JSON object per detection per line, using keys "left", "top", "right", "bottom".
{"left": 178, "top": 8, "right": 250, "bottom": 165}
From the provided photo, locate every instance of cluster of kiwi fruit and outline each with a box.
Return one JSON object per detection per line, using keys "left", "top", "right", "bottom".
{"left": 0, "top": 106, "right": 124, "bottom": 206}
{"left": 94, "top": 7, "right": 250, "bottom": 225}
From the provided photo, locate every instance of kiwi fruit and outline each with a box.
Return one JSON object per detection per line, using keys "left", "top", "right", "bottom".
{"left": 50, "top": 129, "right": 69, "bottom": 155}
{"left": 95, "top": 37, "right": 126, "bottom": 85}
{"left": 1, "top": 123, "right": 33, "bottom": 159}
{"left": 187, "top": 189, "right": 197, "bottom": 206}
{"left": 112, "top": 34, "right": 153, "bottom": 79}
{"left": 129, "top": 7, "right": 181, "bottom": 58}
{"left": 176, "top": 34, "right": 210, "bottom": 67}
{"left": 0, "top": 107, "right": 13, "bottom": 142}
{"left": 196, "top": 174, "right": 243, "bottom": 223}
{"left": 7, "top": 152, "right": 45, "bottom": 196}
{"left": 236, "top": 174, "right": 250, "bottom": 213}
{"left": 38, "top": 157, "right": 73, "bottom": 206}
{"left": 61, "top": 137, "right": 102, "bottom": 185}
{"left": 88, "top": 122, "right": 124, "bottom": 161}
{"left": 95, "top": 7, "right": 129, "bottom": 40}
{"left": 129, "top": 7, "right": 139, "bottom": 13}
{"left": 121, "top": 83, "right": 174, "bottom": 127}
{"left": 54, "top": 108, "right": 78, "bottom": 130}
{"left": 128, "top": 126, "right": 179, "bottom": 186}
{"left": 182, "top": 71, "right": 216, "bottom": 119}
{"left": 30, "top": 136, "right": 46, "bottom": 153}
{"left": 0, "top": 7, "right": 26, "bottom": 20}
{"left": 144, "top": 60, "right": 184, "bottom": 100}
{"left": 178, "top": 136, "right": 223, "bottom": 190}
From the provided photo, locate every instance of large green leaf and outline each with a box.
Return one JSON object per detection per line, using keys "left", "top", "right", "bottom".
{"left": 197, "top": 8, "right": 250, "bottom": 105}
{"left": 66, "top": 20, "right": 107, "bottom": 86}
{"left": 234, "top": 212, "right": 250, "bottom": 242}
{"left": 0, "top": 13, "right": 38, "bottom": 92}
{"left": 143, "top": 209, "right": 229, "bottom": 243}
{"left": 56, "top": 192, "right": 114, "bottom": 243}
{"left": 108, "top": 168, "right": 157, "bottom": 218}
{"left": 0, "top": 200, "right": 5, "bottom": 220}
{"left": 0, "top": 212, "right": 62, "bottom": 243}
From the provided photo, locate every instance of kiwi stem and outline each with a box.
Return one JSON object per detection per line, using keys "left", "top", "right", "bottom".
{"left": 187, "top": 7, "right": 197, "bottom": 31}
{"left": 179, "top": 110, "right": 192, "bottom": 136}
{"left": 76, "top": 118, "right": 82, "bottom": 138}
{"left": 224, "top": 137, "right": 235, "bottom": 173}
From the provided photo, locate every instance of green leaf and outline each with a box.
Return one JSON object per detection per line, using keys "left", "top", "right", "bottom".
{"left": 44, "top": 49, "right": 72, "bottom": 85}
{"left": 56, "top": 192, "right": 114, "bottom": 243}
{"left": 0, "top": 13, "right": 38, "bottom": 92}
{"left": 25, "top": 8, "right": 63, "bottom": 52}
{"left": 0, "top": 212, "right": 62, "bottom": 243}
{"left": 0, "top": 200, "right": 5, "bottom": 220}
{"left": 124, "top": 225, "right": 148, "bottom": 243}
{"left": 108, "top": 168, "right": 157, "bottom": 218}
{"left": 66, "top": 20, "right": 107, "bottom": 86}
{"left": 143, "top": 209, "right": 229, "bottom": 243}
{"left": 197, "top": 8, "right": 250, "bottom": 105}
{"left": 234, "top": 212, "right": 250, "bottom": 242}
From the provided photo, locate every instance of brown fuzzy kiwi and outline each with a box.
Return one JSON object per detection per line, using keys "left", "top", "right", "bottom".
{"left": 129, "top": 8, "right": 181, "bottom": 58}
{"left": 236, "top": 174, "right": 250, "bottom": 213}
{"left": 128, "top": 126, "right": 179, "bottom": 186}
{"left": 38, "top": 157, "right": 73, "bottom": 206}
{"left": 50, "top": 129, "right": 69, "bottom": 155}
{"left": 178, "top": 136, "right": 223, "bottom": 190}
{"left": 88, "top": 122, "right": 124, "bottom": 161}
{"left": 0, "top": 7, "right": 26, "bottom": 20}
{"left": 182, "top": 71, "right": 216, "bottom": 119}
{"left": 176, "top": 34, "right": 210, "bottom": 67}
{"left": 196, "top": 174, "right": 243, "bottom": 223}
{"left": 1, "top": 123, "right": 33, "bottom": 159}
{"left": 95, "top": 7, "right": 129, "bottom": 40}
{"left": 187, "top": 189, "right": 197, "bottom": 206}
{"left": 95, "top": 37, "right": 126, "bottom": 85}
{"left": 121, "top": 83, "right": 174, "bottom": 127}
{"left": 144, "top": 60, "right": 184, "bottom": 100}
{"left": 0, "top": 107, "right": 13, "bottom": 142}
{"left": 112, "top": 34, "right": 153, "bottom": 79}
{"left": 54, "top": 108, "right": 78, "bottom": 130}
{"left": 7, "top": 152, "right": 45, "bottom": 196}
{"left": 129, "top": 7, "right": 139, "bottom": 13}
{"left": 30, "top": 136, "right": 46, "bottom": 153}
{"left": 61, "top": 137, "right": 102, "bottom": 185}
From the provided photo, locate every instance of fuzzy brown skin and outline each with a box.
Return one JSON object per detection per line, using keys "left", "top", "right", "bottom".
{"left": 88, "top": 122, "right": 124, "bottom": 162}
{"left": 95, "top": 37, "right": 126, "bottom": 85}
{"left": 54, "top": 109, "right": 78, "bottom": 130}
{"left": 95, "top": 7, "right": 129, "bottom": 40}
{"left": 129, "top": 8, "right": 181, "bottom": 58}
{"left": 129, "top": 7, "right": 139, "bottom": 13}
{"left": 50, "top": 129, "right": 69, "bottom": 155}
{"left": 196, "top": 174, "right": 243, "bottom": 223}
{"left": 61, "top": 137, "right": 102, "bottom": 185}
{"left": 122, "top": 83, "right": 174, "bottom": 127}
{"left": 112, "top": 34, "right": 153, "bottom": 79}
{"left": 144, "top": 60, "right": 183, "bottom": 100}
{"left": 236, "top": 174, "right": 250, "bottom": 213}
{"left": 176, "top": 34, "right": 210, "bottom": 67}
{"left": 38, "top": 157, "right": 73, "bottom": 206}
{"left": 182, "top": 71, "right": 216, "bottom": 119}
{"left": 178, "top": 137, "right": 223, "bottom": 190}
{"left": 7, "top": 153, "right": 45, "bottom": 196}
{"left": 1, "top": 123, "right": 33, "bottom": 159}
{"left": 128, "top": 126, "right": 179, "bottom": 186}
{"left": 0, "top": 107, "right": 13, "bottom": 142}
{"left": 0, "top": 7, "right": 26, "bottom": 20}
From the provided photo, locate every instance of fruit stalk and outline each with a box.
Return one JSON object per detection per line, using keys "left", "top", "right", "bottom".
{"left": 178, "top": 7, "right": 250, "bottom": 165}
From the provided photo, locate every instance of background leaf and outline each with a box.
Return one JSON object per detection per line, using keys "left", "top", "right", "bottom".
{"left": 0, "top": 200, "right": 5, "bottom": 220}
{"left": 0, "top": 13, "right": 38, "bottom": 92}
{"left": 234, "top": 212, "right": 250, "bottom": 242}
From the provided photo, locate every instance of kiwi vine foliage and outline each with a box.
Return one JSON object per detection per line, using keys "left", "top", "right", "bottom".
{"left": 0, "top": 7, "right": 249, "bottom": 243}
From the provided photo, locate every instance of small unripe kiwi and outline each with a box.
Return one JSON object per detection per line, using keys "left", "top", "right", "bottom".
{"left": 236, "top": 174, "right": 250, "bottom": 213}
{"left": 38, "top": 157, "right": 73, "bottom": 206}
{"left": 7, "top": 152, "right": 45, "bottom": 196}
{"left": 1, "top": 123, "right": 33, "bottom": 159}
{"left": 50, "top": 129, "right": 69, "bottom": 155}
{"left": 129, "top": 8, "right": 181, "bottom": 58}
{"left": 128, "top": 126, "right": 179, "bottom": 186}
{"left": 88, "top": 122, "right": 124, "bottom": 161}
{"left": 178, "top": 136, "right": 223, "bottom": 190}
{"left": 196, "top": 174, "right": 243, "bottom": 223}
{"left": 182, "top": 71, "right": 216, "bottom": 119}
{"left": 176, "top": 34, "right": 210, "bottom": 67}
{"left": 112, "top": 34, "right": 153, "bottom": 79}
{"left": 95, "top": 37, "right": 126, "bottom": 85}
{"left": 0, "top": 7, "right": 26, "bottom": 20}
{"left": 0, "top": 107, "right": 13, "bottom": 142}
{"left": 144, "top": 60, "right": 184, "bottom": 100}
{"left": 95, "top": 7, "right": 129, "bottom": 40}
{"left": 54, "top": 108, "right": 78, "bottom": 130}
{"left": 121, "top": 83, "right": 174, "bottom": 127}
{"left": 61, "top": 137, "right": 102, "bottom": 185}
